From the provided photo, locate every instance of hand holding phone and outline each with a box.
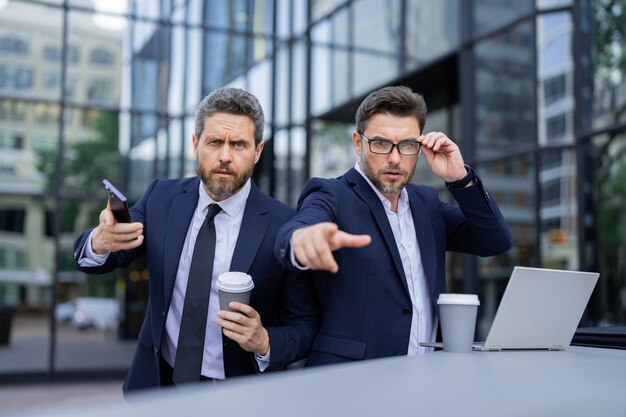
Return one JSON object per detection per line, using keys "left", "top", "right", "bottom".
{"left": 102, "top": 179, "right": 132, "bottom": 223}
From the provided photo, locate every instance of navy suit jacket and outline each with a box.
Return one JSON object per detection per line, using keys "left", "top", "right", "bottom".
{"left": 275, "top": 168, "right": 511, "bottom": 366}
{"left": 74, "top": 177, "right": 318, "bottom": 392}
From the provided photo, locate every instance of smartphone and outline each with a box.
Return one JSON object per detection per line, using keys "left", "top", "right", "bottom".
{"left": 102, "top": 179, "right": 132, "bottom": 223}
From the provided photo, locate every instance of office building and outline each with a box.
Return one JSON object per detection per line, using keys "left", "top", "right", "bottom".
{"left": 0, "top": 0, "right": 624, "bottom": 380}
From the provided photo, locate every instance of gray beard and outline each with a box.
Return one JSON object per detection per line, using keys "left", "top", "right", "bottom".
{"left": 198, "top": 163, "right": 252, "bottom": 200}
{"left": 359, "top": 157, "right": 415, "bottom": 196}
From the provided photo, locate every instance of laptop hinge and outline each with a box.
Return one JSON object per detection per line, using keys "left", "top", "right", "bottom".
{"left": 489, "top": 346, "right": 503, "bottom": 351}
{"left": 549, "top": 345, "right": 565, "bottom": 351}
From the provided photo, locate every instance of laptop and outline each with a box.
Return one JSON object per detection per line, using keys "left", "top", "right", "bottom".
{"left": 473, "top": 266, "right": 599, "bottom": 351}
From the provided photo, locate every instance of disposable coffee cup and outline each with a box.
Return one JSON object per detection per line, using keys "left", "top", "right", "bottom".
{"left": 437, "top": 293, "right": 480, "bottom": 353}
{"left": 216, "top": 272, "right": 254, "bottom": 312}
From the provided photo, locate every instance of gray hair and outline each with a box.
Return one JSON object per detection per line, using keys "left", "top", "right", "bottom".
{"left": 355, "top": 86, "right": 427, "bottom": 134}
{"left": 195, "top": 87, "right": 265, "bottom": 145}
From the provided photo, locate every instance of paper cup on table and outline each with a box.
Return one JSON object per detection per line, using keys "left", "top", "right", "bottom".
{"left": 437, "top": 293, "right": 480, "bottom": 353}
{"left": 216, "top": 272, "right": 254, "bottom": 312}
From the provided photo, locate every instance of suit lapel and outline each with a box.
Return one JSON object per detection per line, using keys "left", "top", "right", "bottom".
{"left": 229, "top": 184, "right": 269, "bottom": 273}
{"left": 407, "top": 187, "right": 438, "bottom": 299}
{"left": 163, "top": 179, "right": 199, "bottom": 309}
{"left": 345, "top": 169, "right": 409, "bottom": 293}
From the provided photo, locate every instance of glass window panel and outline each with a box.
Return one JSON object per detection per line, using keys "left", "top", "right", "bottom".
{"left": 273, "top": 129, "right": 289, "bottom": 203}
{"left": 276, "top": 0, "right": 292, "bottom": 39}
{"left": 474, "top": 154, "right": 537, "bottom": 339}
{"left": 473, "top": 0, "right": 533, "bottom": 38}
{"left": 310, "top": 120, "right": 355, "bottom": 179}
{"left": 0, "top": 99, "right": 60, "bottom": 374}
{"left": 253, "top": 33, "right": 272, "bottom": 64}
{"left": 537, "top": 12, "right": 574, "bottom": 146}
{"left": 274, "top": 46, "right": 290, "bottom": 128}
{"left": 62, "top": 109, "right": 120, "bottom": 193}
{"left": 591, "top": 0, "right": 626, "bottom": 130}
{"left": 251, "top": 0, "right": 274, "bottom": 35}
{"left": 183, "top": 115, "right": 197, "bottom": 178}
{"left": 291, "top": 42, "right": 307, "bottom": 125}
{"left": 539, "top": 149, "right": 578, "bottom": 270}
{"left": 202, "top": 31, "right": 247, "bottom": 94}
{"left": 353, "top": 0, "right": 401, "bottom": 54}
{"left": 588, "top": 132, "right": 626, "bottom": 327}
{"left": 353, "top": 51, "right": 397, "bottom": 99}
{"left": 474, "top": 21, "right": 535, "bottom": 159}
{"left": 292, "top": 0, "right": 308, "bottom": 36}
{"left": 333, "top": 49, "right": 350, "bottom": 106}
{"left": 204, "top": 0, "right": 249, "bottom": 31}
{"left": 168, "top": 118, "right": 183, "bottom": 178}
{"left": 248, "top": 60, "right": 272, "bottom": 127}
{"left": 168, "top": 25, "right": 186, "bottom": 116}
{"left": 312, "top": 0, "right": 345, "bottom": 21}
{"left": 537, "top": 0, "right": 572, "bottom": 8}
{"left": 127, "top": 113, "right": 157, "bottom": 199}
{"left": 54, "top": 199, "right": 135, "bottom": 372}
{"left": 333, "top": 7, "right": 349, "bottom": 47}
{"left": 406, "top": 0, "right": 461, "bottom": 68}
{"left": 0, "top": 194, "right": 51, "bottom": 372}
{"left": 311, "top": 18, "right": 332, "bottom": 44}
{"left": 185, "top": 27, "right": 203, "bottom": 114}
{"left": 130, "top": 0, "right": 160, "bottom": 20}
{"left": 288, "top": 127, "right": 307, "bottom": 206}
{"left": 132, "top": 21, "right": 168, "bottom": 112}
{"left": 0, "top": 2, "right": 62, "bottom": 101}
{"left": 311, "top": 45, "right": 332, "bottom": 116}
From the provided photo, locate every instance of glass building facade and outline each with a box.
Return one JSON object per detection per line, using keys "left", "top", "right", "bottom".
{"left": 0, "top": 0, "right": 625, "bottom": 380}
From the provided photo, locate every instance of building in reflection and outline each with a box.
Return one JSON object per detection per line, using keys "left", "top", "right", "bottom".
{"left": 0, "top": 0, "right": 625, "bottom": 381}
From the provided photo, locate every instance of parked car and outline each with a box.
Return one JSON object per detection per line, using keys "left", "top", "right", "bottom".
{"left": 55, "top": 297, "right": 119, "bottom": 331}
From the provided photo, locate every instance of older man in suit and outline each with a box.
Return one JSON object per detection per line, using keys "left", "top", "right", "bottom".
{"left": 74, "top": 87, "right": 318, "bottom": 393}
{"left": 275, "top": 85, "right": 511, "bottom": 366}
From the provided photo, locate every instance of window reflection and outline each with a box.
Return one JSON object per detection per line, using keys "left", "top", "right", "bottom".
{"left": 589, "top": 133, "right": 626, "bottom": 326}
{"left": 475, "top": 155, "right": 536, "bottom": 338}
{"left": 475, "top": 21, "right": 534, "bottom": 159}
{"left": 591, "top": 0, "right": 626, "bottom": 129}
{"left": 539, "top": 149, "right": 578, "bottom": 270}
{"left": 473, "top": 0, "right": 533, "bottom": 37}
{"left": 537, "top": 12, "right": 573, "bottom": 146}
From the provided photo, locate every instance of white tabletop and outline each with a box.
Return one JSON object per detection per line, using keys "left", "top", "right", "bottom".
{"left": 30, "top": 347, "right": 626, "bottom": 417}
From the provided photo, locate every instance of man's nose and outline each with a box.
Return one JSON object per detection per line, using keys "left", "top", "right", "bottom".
{"left": 387, "top": 145, "right": 402, "bottom": 163}
{"left": 218, "top": 143, "right": 232, "bottom": 161}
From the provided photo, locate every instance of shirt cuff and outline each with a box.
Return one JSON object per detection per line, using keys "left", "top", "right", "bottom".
{"left": 289, "top": 238, "right": 309, "bottom": 271}
{"left": 255, "top": 347, "right": 270, "bottom": 372}
{"left": 77, "top": 229, "right": 110, "bottom": 267}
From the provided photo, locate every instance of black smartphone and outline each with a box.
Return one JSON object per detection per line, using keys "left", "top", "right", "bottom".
{"left": 102, "top": 179, "right": 132, "bottom": 223}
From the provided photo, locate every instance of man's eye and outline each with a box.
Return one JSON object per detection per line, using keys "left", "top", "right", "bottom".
{"left": 208, "top": 140, "right": 222, "bottom": 146}
{"left": 372, "top": 140, "right": 391, "bottom": 147}
{"left": 233, "top": 142, "right": 247, "bottom": 149}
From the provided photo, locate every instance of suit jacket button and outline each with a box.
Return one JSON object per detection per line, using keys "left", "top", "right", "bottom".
{"left": 154, "top": 348, "right": 159, "bottom": 357}
{"left": 402, "top": 308, "right": 412, "bottom": 315}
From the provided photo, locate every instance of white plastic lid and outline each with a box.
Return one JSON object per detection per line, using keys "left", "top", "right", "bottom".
{"left": 437, "top": 293, "right": 480, "bottom": 306}
{"left": 216, "top": 272, "right": 254, "bottom": 293}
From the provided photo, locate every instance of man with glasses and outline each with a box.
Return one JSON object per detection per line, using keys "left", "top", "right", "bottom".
{"left": 275, "top": 85, "right": 511, "bottom": 366}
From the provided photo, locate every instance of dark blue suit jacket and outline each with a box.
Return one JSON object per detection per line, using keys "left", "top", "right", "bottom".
{"left": 275, "top": 168, "right": 511, "bottom": 366}
{"left": 74, "top": 177, "right": 318, "bottom": 392}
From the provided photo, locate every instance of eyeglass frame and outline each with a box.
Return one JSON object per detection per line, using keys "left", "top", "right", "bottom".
{"left": 358, "top": 132, "right": 422, "bottom": 156}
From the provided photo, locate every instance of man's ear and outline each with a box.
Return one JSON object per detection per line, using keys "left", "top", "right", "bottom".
{"left": 352, "top": 131, "right": 362, "bottom": 157}
{"left": 254, "top": 140, "right": 265, "bottom": 164}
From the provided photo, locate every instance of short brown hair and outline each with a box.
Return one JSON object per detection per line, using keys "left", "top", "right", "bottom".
{"left": 355, "top": 86, "right": 427, "bottom": 134}
{"left": 195, "top": 87, "right": 265, "bottom": 145}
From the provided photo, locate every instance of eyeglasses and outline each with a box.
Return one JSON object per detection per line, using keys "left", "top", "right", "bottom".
{"left": 359, "top": 133, "right": 421, "bottom": 156}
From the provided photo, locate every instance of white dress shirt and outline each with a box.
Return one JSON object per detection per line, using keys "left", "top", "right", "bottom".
{"left": 355, "top": 162, "right": 436, "bottom": 354}
{"left": 79, "top": 178, "right": 269, "bottom": 378}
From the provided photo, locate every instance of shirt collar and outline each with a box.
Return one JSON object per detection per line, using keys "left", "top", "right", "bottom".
{"left": 354, "top": 161, "right": 409, "bottom": 213}
{"left": 197, "top": 177, "right": 251, "bottom": 219}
